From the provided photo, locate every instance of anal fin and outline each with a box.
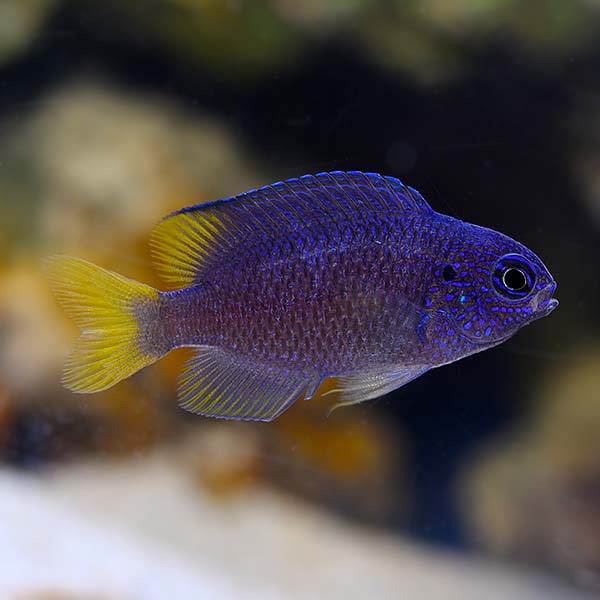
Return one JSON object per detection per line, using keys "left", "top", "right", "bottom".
{"left": 178, "top": 348, "right": 311, "bottom": 422}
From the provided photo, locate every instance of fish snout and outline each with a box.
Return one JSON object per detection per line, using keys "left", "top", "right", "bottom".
{"left": 534, "top": 281, "right": 559, "bottom": 316}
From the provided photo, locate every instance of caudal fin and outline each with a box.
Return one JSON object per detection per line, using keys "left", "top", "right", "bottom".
{"left": 46, "top": 256, "right": 161, "bottom": 393}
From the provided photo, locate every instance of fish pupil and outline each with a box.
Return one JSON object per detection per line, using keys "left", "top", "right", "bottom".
{"left": 502, "top": 267, "right": 527, "bottom": 291}
{"left": 442, "top": 265, "right": 457, "bottom": 281}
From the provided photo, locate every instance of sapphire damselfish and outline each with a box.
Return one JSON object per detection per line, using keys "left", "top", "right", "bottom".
{"left": 46, "top": 171, "right": 558, "bottom": 421}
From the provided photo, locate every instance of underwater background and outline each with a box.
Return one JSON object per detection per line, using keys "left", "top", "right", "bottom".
{"left": 0, "top": 1, "right": 599, "bottom": 598}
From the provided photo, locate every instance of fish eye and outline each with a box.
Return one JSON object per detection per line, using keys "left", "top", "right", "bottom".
{"left": 442, "top": 265, "right": 457, "bottom": 281}
{"left": 492, "top": 254, "right": 536, "bottom": 300}
{"left": 502, "top": 268, "right": 527, "bottom": 291}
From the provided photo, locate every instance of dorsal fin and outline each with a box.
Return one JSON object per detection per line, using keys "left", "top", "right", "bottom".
{"left": 150, "top": 171, "right": 433, "bottom": 288}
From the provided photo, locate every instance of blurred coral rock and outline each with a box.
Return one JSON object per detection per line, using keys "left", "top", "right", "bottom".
{"left": 182, "top": 425, "right": 263, "bottom": 497}
{"left": 268, "top": 396, "right": 408, "bottom": 523}
{"left": 0, "top": 0, "right": 55, "bottom": 65}
{"left": 0, "top": 263, "right": 71, "bottom": 395}
{"left": 462, "top": 351, "right": 600, "bottom": 588}
{"left": 28, "top": 81, "right": 262, "bottom": 253}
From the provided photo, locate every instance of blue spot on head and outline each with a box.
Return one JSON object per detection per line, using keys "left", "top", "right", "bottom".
{"left": 464, "top": 321, "right": 472, "bottom": 330}
{"left": 460, "top": 295, "right": 468, "bottom": 303}
{"left": 485, "top": 327, "right": 492, "bottom": 336}
{"left": 445, "top": 293, "right": 454, "bottom": 302}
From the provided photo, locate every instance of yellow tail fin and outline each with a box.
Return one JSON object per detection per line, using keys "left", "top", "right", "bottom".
{"left": 45, "top": 256, "right": 160, "bottom": 393}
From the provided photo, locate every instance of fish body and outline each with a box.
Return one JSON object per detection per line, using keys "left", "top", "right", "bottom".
{"left": 47, "top": 171, "right": 558, "bottom": 421}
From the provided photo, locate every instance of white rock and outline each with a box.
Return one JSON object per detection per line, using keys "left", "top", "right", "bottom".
{"left": 0, "top": 451, "right": 591, "bottom": 600}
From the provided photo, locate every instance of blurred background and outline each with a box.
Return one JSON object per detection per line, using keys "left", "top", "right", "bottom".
{"left": 0, "top": 1, "right": 599, "bottom": 598}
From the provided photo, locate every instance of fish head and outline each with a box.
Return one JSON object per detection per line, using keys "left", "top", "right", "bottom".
{"left": 427, "top": 222, "right": 558, "bottom": 346}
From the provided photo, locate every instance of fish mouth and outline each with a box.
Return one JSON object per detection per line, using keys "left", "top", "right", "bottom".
{"left": 533, "top": 281, "right": 559, "bottom": 317}
{"left": 543, "top": 297, "right": 559, "bottom": 315}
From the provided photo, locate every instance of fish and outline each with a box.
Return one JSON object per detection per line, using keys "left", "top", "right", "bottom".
{"left": 46, "top": 171, "right": 558, "bottom": 421}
